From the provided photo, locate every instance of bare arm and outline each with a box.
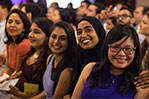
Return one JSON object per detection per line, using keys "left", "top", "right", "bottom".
{"left": 0, "top": 53, "right": 25, "bottom": 76}
{"left": 0, "top": 51, "right": 7, "bottom": 67}
{"left": 0, "top": 52, "right": 13, "bottom": 76}
{"left": 134, "top": 86, "right": 149, "bottom": 99}
{"left": 31, "top": 91, "right": 46, "bottom": 99}
{"left": 9, "top": 85, "right": 35, "bottom": 98}
{"left": 71, "top": 62, "right": 96, "bottom": 99}
{"left": 53, "top": 68, "right": 73, "bottom": 99}
{"left": 0, "top": 65, "right": 14, "bottom": 76}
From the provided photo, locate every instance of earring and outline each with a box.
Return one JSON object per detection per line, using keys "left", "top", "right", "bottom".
{"left": 22, "top": 29, "right": 25, "bottom": 32}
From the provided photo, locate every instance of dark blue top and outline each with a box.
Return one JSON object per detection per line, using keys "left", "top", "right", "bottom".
{"left": 81, "top": 63, "right": 135, "bottom": 98}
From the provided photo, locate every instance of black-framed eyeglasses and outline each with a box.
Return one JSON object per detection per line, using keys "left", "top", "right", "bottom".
{"left": 117, "top": 14, "right": 132, "bottom": 19}
{"left": 108, "top": 44, "right": 136, "bottom": 55}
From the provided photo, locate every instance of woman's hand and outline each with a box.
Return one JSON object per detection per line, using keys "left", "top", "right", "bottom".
{"left": 0, "top": 71, "right": 22, "bottom": 84}
{"left": 63, "top": 94, "right": 71, "bottom": 99}
{"left": 135, "top": 86, "right": 149, "bottom": 99}
{"left": 0, "top": 52, "right": 7, "bottom": 67}
{"left": 9, "top": 85, "right": 21, "bottom": 96}
{"left": 134, "top": 71, "right": 149, "bottom": 89}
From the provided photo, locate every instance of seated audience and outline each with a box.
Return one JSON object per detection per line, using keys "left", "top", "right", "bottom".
{"left": 72, "top": 24, "right": 149, "bottom": 98}
{"left": 9, "top": 17, "right": 53, "bottom": 98}
{"left": 0, "top": 9, "right": 30, "bottom": 76}
{"left": 32, "top": 21, "right": 77, "bottom": 99}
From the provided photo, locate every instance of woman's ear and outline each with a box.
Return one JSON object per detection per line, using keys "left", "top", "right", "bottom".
{"left": 26, "top": 12, "right": 32, "bottom": 22}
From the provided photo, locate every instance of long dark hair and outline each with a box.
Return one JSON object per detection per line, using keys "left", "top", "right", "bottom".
{"left": 4, "top": 9, "right": 30, "bottom": 44}
{"left": 49, "top": 21, "right": 78, "bottom": 80}
{"left": 89, "top": 24, "right": 142, "bottom": 95}
{"left": 25, "top": 17, "right": 53, "bottom": 81}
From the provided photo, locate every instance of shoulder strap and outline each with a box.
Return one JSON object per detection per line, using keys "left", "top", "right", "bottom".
{"left": 48, "top": 54, "right": 54, "bottom": 64}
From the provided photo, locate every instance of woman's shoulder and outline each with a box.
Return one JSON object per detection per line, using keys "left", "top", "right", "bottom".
{"left": 60, "top": 68, "right": 73, "bottom": 79}
{"left": 62, "top": 68, "right": 73, "bottom": 74}
{"left": 83, "top": 62, "right": 97, "bottom": 72}
{"left": 81, "top": 62, "right": 97, "bottom": 80}
{"left": 46, "top": 53, "right": 54, "bottom": 65}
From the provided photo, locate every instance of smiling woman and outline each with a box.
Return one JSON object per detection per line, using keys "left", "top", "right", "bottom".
{"left": 72, "top": 24, "right": 149, "bottom": 99}
{"left": 0, "top": 9, "right": 30, "bottom": 76}
{"left": 68, "top": 16, "right": 105, "bottom": 95}
{"left": 32, "top": 21, "right": 78, "bottom": 99}
{"left": 9, "top": 17, "right": 53, "bottom": 98}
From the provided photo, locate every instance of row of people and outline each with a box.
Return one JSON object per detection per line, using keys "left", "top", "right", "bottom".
{"left": 0, "top": 8, "right": 148, "bottom": 98}
{"left": 0, "top": 1, "right": 148, "bottom": 99}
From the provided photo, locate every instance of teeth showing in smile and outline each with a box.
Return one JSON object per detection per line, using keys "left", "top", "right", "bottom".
{"left": 116, "top": 58, "right": 127, "bottom": 63}
{"left": 82, "top": 39, "right": 90, "bottom": 44}
{"left": 53, "top": 45, "right": 61, "bottom": 49}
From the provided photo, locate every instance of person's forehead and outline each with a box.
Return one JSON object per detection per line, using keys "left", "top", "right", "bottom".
{"left": 120, "top": 9, "right": 131, "bottom": 15}
{"left": 136, "top": 6, "right": 144, "bottom": 11}
{"left": 89, "top": 4, "right": 97, "bottom": 10}
{"left": 82, "top": 2, "right": 87, "bottom": 6}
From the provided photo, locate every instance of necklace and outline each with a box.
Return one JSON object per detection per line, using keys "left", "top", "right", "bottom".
{"left": 111, "top": 75, "right": 120, "bottom": 84}
{"left": 33, "top": 52, "right": 39, "bottom": 58}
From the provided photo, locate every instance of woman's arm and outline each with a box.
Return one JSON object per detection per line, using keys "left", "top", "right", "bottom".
{"left": 0, "top": 52, "right": 13, "bottom": 76}
{"left": 71, "top": 62, "right": 96, "bottom": 99}
{"left": 0, "top": 65, "right": 14, "bottom": 76}
{"left": 9, "top": 85, "right": 35, "bottom": 98}
{"left": 31, "top": 91, "right": 46, "bottom": 99}
{"left": 134, "top": 86, "right": 149, "bottom": 99}
{"left": 0, "top": 51, "right": 7, "bottom": 67}
{"left": 53, "top": 68, "right": 73, "bottom": 99}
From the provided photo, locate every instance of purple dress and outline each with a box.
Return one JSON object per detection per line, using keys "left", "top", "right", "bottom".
{"left": 43, "top": 54, "right": 55, "bottom": 99}
{"left": 81, "top": 63, "right": 135, "bottom": 98}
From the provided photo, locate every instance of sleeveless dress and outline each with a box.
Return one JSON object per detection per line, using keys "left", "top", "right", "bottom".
{"left": 43, "top": 54, "right": 55, "bottom": 99}
{"left": 81, "top": 63, "right": 135, "bottom": 98}
{"left": 44, "top": 54, "right": 72, "bottom": 98}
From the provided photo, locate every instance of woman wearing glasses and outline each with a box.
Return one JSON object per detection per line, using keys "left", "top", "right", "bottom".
{"left": 72, "top": 24, "right": 149, "bottom": 98}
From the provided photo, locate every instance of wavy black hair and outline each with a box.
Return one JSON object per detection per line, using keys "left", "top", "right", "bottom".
{"left": 88, "top": 24, "right": 142, "bottom": 95}
{"left": 4, "top": 9, "right": 30, "bottom": 44}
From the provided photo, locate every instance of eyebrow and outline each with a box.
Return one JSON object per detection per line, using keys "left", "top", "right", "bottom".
{"left": 84, "top": 26, "right": 92, "bottom": 29}
{"left": 8, "top": 19, "right": 21, "bottom": 21}
{"left": 77, "top": 26, "right": 92, "bottom": 31}
{"left": 112, "top": 44, "right": 133, "bottom": 47}
{"left": 32, "top": 28, "right": 41, "bottom": 32}
{"left": 52, "top": 33, "right": 67, "bottom": 36}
